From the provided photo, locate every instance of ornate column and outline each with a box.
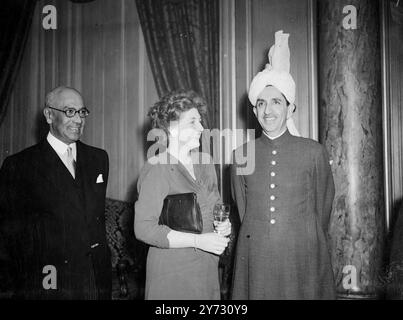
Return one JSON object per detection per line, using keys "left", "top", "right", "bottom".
{"left": 318, "top": 0, "right": 385, "bottom": 299}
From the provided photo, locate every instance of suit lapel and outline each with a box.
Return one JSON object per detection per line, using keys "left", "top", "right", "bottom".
{"left": 167, "top": 152, "right": 202, "bottom": 191}
{"left": 38, "top": 140, "right": 84, "bottom": 211}
{"left": 75, "top": 141, "right": 96, "bottom": 216}
{"left": 76, "top": 141, "right": 106, "bottom": 232}
{"left": 76, "top": 141, "right": 92, "bottom": 193}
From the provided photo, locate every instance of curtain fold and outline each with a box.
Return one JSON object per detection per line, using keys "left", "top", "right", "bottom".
{"left": 135, "top": 0, "right": 219, "bottom": 129}
{"left": 0, "top": 0, "right": 159, "bottom": 202}
{"left": 0, "top": 0, "right": 37, "bottom": 125}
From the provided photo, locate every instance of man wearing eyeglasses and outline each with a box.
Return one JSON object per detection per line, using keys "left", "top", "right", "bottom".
{"left": 0, "top": 86, "right": 111, "bottom": 299}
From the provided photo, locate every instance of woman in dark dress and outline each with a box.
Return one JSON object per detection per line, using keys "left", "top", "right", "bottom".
{"left": 134, "top": 90, "right": 231, "bottom": 300}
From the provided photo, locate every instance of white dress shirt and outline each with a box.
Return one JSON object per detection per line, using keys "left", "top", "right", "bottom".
{"left": 47, "top": 132, "right": 77, "bottom": 174}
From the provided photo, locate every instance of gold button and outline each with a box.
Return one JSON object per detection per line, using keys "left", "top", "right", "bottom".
{"left": 270, "top": 172, "right": 276, "bottom": 177}
{"left": 272, "top": 150, "right": 277, "bottom": 155}
{"left": 270, "top": 184, "right": 275, "bottom": 189}
{"left": 270, "top": 195, "right": 275, "bottom": 201}
{"left": 270, "top": 207, "right": 275, "bottom": 212}
{"left": 271, "top": 160, "right": 276, "bottom": 165}
{"left": 270, "top": 219, "right": 276, "bottom": 224}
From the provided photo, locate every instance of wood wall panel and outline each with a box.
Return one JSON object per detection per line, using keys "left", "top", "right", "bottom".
{"left": 252, "top": 0, "right": 316, "bottom": 139}
{"left": 219, "top": 0, "right": 316, "bottom": 202}
{"left": 0, "top": 0, "right": 158, "bottom": 201}
{"left": 221, "top": 0, "right": 317, "bottom": 141}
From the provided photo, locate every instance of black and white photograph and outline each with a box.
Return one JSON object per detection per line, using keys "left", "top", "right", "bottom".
{"left": 0, "top": 0, "right": 403, "bottom": 307}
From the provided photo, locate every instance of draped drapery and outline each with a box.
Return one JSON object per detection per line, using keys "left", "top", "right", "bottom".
{"left": 0, "top": 0, "right": 37, "bottom": 125}
{"left": 135, "top": 0, "right": 219, "bottom": 129}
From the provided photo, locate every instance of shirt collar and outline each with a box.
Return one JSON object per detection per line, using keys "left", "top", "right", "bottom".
{"left": 263, "top": 128, "right": 287, "bottom": 140}
{"left": 47, "top": 132, "right": 77, "bottom": 160}
{"left": 260, "top": 129, "right": 293, "bottom": 147}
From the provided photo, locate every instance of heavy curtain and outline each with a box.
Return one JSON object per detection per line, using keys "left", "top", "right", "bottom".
{"left": 0, "top": 0, "right": 37, "bottom": 125}
{"left": 0, "top": 0, "right": 159, "bottom": 202}
{"left": 135, "top": 0, "right": 219, "bottom": 129}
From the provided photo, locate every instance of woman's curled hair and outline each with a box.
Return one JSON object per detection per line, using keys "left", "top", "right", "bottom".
{"left": 148, "top": 90, "right": 208, "bottom": 135}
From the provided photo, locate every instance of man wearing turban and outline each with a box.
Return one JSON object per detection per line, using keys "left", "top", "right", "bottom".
{"left": 230, "top": 31, "right": 336, "bottom": 299}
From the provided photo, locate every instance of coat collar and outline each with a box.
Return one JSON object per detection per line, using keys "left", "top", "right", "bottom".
{"left": 39, "top": 139, "right": 85, "bottom": 180}
{"left": 259, "top": 129, "right": 294, "bottom": 147}
{"left": 46, "top": 132, "right": 77, "bottom": 160}
{"left": 37, "top": 139, "right": 87, "bottom": 202}
{"left": 163, "top": 151, "right": 202, "bottom": 188}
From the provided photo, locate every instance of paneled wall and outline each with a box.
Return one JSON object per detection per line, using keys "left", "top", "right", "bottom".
{"left": 220, "top": 0, "right": 317, "bottom": 142}
{"left": 0, "top": 0, "right": 158, "bottom": 201}
{"left": 219, "top": 0, "right": 316, "bottom": 201}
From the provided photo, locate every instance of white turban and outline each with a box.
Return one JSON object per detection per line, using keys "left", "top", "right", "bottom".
{"left": 248, "top": 30, "right": 300, "bottom": 136}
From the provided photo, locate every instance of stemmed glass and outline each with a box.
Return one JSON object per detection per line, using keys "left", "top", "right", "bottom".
{"left": 213, "top": 203, "right": 230, "bottom": 234}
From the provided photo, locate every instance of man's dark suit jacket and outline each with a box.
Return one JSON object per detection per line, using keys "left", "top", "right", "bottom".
{"left": 0, "top": 139, "right": 111, "bottom": 299}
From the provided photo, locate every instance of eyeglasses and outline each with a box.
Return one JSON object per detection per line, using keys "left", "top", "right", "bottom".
{"left": 48, "top": 106, "right": 90, "bottom": 118}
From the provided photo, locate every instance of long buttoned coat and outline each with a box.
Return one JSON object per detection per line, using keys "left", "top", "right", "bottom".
{"left": 231, "top": 130, "right": 336, "bottom": 299}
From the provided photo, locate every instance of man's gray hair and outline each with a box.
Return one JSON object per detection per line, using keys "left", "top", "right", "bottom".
{"left": 45, "top": 86, "right": 82, "bottom": 109}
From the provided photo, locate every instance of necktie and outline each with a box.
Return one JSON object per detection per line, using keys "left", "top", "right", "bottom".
{"left": 66, "top": 146, "right": 76, "bottom": 178}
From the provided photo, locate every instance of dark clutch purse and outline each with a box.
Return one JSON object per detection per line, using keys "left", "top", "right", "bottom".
{"left": 159, "top": 192, "right": 203, "bottom": 234}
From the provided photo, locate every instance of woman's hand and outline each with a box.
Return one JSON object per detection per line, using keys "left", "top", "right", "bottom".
{"left": 195, "top": 232, "right": 229, "bottom": 255}
{"left": 214, "top": 220, "right": 232, "bottom": 237}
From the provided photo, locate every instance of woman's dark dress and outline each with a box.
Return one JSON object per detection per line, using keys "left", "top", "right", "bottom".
{"left": 135, "top": 152, "right": 221, "bottom": 300}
